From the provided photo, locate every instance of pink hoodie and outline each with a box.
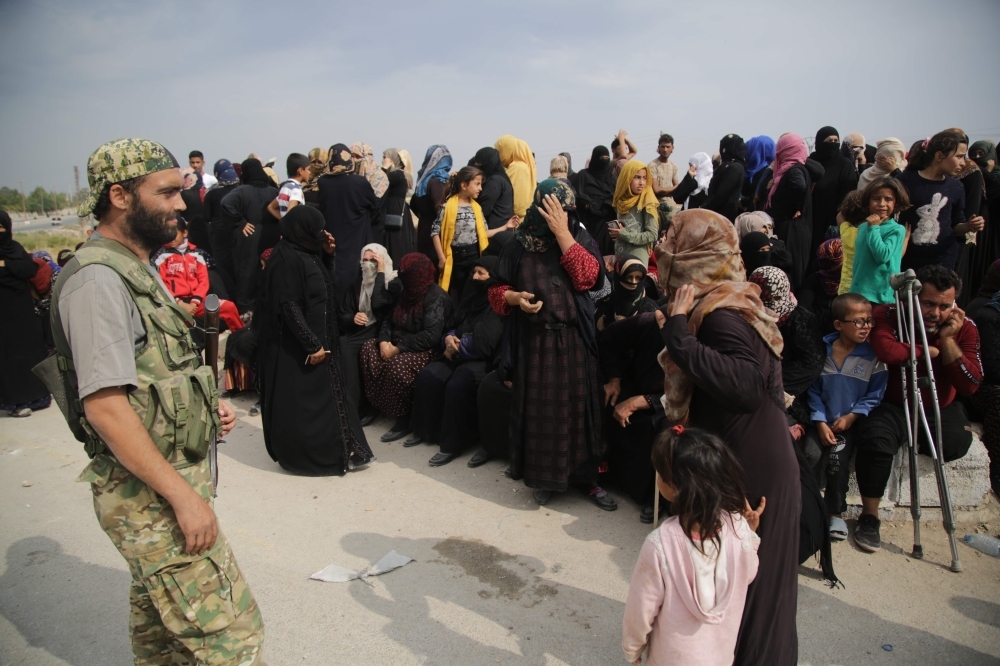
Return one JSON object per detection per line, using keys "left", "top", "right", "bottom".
{"left": 622, "top": 513, "right": 760, "bottom": 665}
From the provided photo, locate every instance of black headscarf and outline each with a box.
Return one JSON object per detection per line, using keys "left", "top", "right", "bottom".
{"left": 588, "top": 145, "right": 611, "bottom": 174}
{"left": 473, "top": 147, "right": 508, "bottom": 181}
{"left": 0, "top": 210, "right": 12, "bottom": 247}
{"left": 455, "top": 255, "right": 499, "bottom": 333}
{"left": 241, "top": 158, "right": 272, "bottom": 188}
{"left": 612, "top": 255, "right": 648, "bottom": 318}
{"left": 719, "top": 134, "right": 748, "bottom": 166}
{"left": 280, "top": 205, "right": 326, "bottom": 254}
{"left": 740, "top": 231, "right": 773, "bottom": 275}
{"left": 484, "top": 230, "right": 515, "bottom": 256}
{"left": 812, "top": 126, "right": 842, "bottom": 165}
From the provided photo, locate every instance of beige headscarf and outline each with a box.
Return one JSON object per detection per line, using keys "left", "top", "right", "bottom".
{"left": 397, "top": 149, "right": 415, "bottom": 189}
{"left": 735, "top": 211, "right": 774, "bottom": 239}
{"left": 656, "top": 209, "right": 784, "bottom": 423}
{"left": 857, "top": 137, "right": 908, "bottom": 190}
{"left": 351, "top": 143, "right": 389, "bottom": 197}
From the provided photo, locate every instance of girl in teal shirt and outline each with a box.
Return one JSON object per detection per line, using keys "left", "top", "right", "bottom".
{"left": 849, "top": 175, "right": 912, "bottom": 304}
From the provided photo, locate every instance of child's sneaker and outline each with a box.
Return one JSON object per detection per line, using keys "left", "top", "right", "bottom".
{"left": 855, "top": 513, "right": 881, "bottom": 552}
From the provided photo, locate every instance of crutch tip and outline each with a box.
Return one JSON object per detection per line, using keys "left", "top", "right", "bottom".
{"left": 950, "top": 561, "right": 962, "bottom": 573}
{"left": 911, "top": 546, "right": 924, "bottom": 559}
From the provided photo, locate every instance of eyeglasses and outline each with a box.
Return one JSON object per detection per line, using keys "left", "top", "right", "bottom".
{"left": 840, "top": 318, "right": 874, "bottom": 329}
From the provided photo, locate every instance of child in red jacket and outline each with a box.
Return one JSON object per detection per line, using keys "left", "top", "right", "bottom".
{"left": 154, "top": 219, "right": 243, "bottom": 332}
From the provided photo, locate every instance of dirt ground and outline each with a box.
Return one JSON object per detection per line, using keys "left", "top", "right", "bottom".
{"left": 1, "top": 395, "right": 998, "bottom": 665}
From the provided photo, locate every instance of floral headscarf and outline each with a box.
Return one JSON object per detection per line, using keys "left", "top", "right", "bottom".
{"left": 656, "top": 209, "right": 783, "bottom": 423}
{"left": 351, "top": 142, "right": 389, "bottom": 197}
{"left": 749, "top": 266, "right": 797, "bottom": 323}
{"left": 514, "top": 178, "right": 576, "bottom": 253}
{"left": 324, "top": 144, "right": 355, "bottom": 176}
{"left": 817, "top": 238, "right": 844, "bottom": 297}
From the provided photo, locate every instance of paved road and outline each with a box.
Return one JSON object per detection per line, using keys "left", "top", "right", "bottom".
{"left": 1, "top": 401, "right": 999, "bottom": 665}
{"left": 13, "top": 215, "right": 83, "bottom": 233}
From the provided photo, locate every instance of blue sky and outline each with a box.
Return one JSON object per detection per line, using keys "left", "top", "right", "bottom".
{"left": 2, "top": 0, "right": 999, "bottom": 192}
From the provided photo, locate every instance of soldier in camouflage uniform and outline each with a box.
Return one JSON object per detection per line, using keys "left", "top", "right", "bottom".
{"left": 47, "top": 139, "right": 266, "bottom": 665}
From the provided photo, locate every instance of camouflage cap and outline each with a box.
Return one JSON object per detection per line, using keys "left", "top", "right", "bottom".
{"left": 78, "top": 138, "right": 179, "bottom": 217}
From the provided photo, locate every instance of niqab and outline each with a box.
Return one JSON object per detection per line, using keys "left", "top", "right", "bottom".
{"left": 393, "top": 252, "right": 436, "bottom": 325}
{"left": 241, "top": 158, "right": 272, "bottom": 188}
{"left": 745, "top": 136, "right": 775, "bottom": 183}
{"left": 767, "top": 134, "right": 808, "bottom": 208}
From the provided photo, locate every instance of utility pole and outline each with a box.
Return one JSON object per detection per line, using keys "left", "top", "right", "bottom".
{"left": 15, "top": 179, "right": 26, "bottom": 215}
{"left": 73, "top": 165, "right": 80, "bottom": 199}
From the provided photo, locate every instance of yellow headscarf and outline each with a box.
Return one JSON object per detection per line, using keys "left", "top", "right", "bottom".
{"left": 494, "top": 135, "right": 537, "bottom": 219}
{"left": 613, "top": 160, "right": 660, "bottom": 217}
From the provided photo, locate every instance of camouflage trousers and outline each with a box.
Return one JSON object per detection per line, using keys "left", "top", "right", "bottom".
{"left": 80, "top": 454, "right": 266, "bottom": 665}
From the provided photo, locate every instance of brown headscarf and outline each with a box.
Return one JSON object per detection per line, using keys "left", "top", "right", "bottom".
{"left": 655, "top": 209, "right": 784, "bottom": 423}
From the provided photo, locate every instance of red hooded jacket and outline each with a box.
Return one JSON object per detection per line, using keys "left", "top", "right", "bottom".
{"left": 154, "top": 241, "right": 209, "bottom": 303}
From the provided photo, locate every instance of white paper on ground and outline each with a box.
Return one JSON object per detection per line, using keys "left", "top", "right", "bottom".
{"left": 309, "top": 550, "right": 414, "bottom": 583}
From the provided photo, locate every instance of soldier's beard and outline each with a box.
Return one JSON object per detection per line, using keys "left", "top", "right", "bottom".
{"left": 124, "top": 195, "right": 179, "bottom": 253}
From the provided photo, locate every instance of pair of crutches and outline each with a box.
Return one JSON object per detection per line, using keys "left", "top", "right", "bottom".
{"left": 890, "top": 269, "right": 961, "bottom": 572}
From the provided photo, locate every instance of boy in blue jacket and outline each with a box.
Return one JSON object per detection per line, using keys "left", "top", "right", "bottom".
{"left": 806, "top": 293, "right": 888, "bottom": 541}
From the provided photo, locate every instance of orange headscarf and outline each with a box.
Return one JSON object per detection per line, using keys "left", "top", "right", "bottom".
{"left": 655, "top": 209, "right": 784, "bottom": 423}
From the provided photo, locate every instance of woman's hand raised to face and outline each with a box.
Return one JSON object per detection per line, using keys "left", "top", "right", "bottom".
{"left": 668, "top": 284, "right": 696, "bottom": 317}
{"left": 322, "top": 231, "right": 336, "bottom": 254}
{"left": 538, "top": 194, "right": 569, "bottom": 237}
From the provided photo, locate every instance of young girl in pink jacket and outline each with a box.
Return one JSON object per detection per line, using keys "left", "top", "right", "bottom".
{"left": 622, "top": 425, "right": 764, "bottom": 665}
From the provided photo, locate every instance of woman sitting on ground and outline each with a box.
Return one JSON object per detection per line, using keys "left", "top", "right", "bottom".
{"left": 338, "top": 243, "right": 401, "bottom": 426}
{"left": 405, "top": 256, "right": 507, "bottom": 466}
{"left": 360, "top": 252, "right": 451, "bottom": 442}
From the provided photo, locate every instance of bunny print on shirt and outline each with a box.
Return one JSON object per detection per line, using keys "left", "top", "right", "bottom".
{"left": 911, "top": 192, "right": 947, "bottom": 245}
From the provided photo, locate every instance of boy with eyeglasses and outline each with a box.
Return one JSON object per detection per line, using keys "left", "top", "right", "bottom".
{"left": 853, "top": 265, "right": 982, "bottom": 552}
{"left": 805, "top": 293, "right": 888, "bottom": 543}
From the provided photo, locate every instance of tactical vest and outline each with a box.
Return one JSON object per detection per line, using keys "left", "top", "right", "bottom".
{"left": 35, "top": 237, "right": 220, "bottom": 469}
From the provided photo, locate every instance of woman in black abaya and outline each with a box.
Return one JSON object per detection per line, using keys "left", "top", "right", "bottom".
{"left": 381, "top": 149, "right": 418, "bottom": 264}
{"left": 655, "top": 208, "right": 801, "bottom": 665}
{"left": 256, "top": 205, "right": 373, "bottom": 476}
{"left": 767, "top": 133, "right": 817, "bottom": 291}
{"left": 0, "top": 212, "right": 50, "bottom": 417}
{"left": 472, "top": 147, "right": 516, "bottom": 230}
{"left": 703, "top": 133, "right": 747, "bottom": 222}
{"left": 318, "top": 144, "right": 380, "bottom": 291}
{"left": 809, "top": 126, "right": 859, "bottom": 253}
{"left": 575, "top": 145, "right": 618, "bottom": 255}
{"left": 220, "top": 158, "right": 277, "bottom": 313}
{"left": 407, "top": 256, "right": 506, "bottom": 466}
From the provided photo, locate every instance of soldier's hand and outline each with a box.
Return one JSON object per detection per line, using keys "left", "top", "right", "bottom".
{"left": 218, "top": 401, "right": 236, "bottom": 437}
{"left": 175, "top": 489, "right": 218, "bottom": 555}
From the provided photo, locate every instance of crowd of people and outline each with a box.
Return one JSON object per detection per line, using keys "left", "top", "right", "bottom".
{"left": 2, "top": 125, "right": 999, "bottom": 665}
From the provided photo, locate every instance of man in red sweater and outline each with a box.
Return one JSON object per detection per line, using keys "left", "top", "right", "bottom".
{"left": 154, "top": 219, "right": 243, "bottom": 332}
{"left": 853, "top": 265, "right": 983, "bottom": 552}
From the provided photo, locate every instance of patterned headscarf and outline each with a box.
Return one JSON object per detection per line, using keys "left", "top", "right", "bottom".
{"left": 514, "top": 178, "right": 576, "bottom": 253}
{"left": 324, "top": 144, "right": 355, "bottom": 176}
{"left": 735, "top": 211, "right": 774, "bottom": 239}
{"left": 656, "top": 209, "right": 783, "bottom": 423}
{"left": 768, "top": 133, "right": 808, "bottom": 208}
{"left": 351, "top": 142, "right": 389, "bottom": 197}
{"left": 817, "top": 238, "right": 844, "bottom": 297}
{"left": 415, "top": 145, "right": 452, "bottom": 197}
{"left": 393, "top": 253, "right": 437, "bottom": 325}
{"left": 749, "top": 266, "right": 797, "bottom": 324}
{"left": 613, "top": 160, "right": 660, "bottom": 217}
{"left": 304, "top": 147, "right": 328, "bottom": 192}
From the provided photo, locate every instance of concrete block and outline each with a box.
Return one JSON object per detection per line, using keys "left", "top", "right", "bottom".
{"left": 843, "top": 425, "right": 991, "bottom": 519}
